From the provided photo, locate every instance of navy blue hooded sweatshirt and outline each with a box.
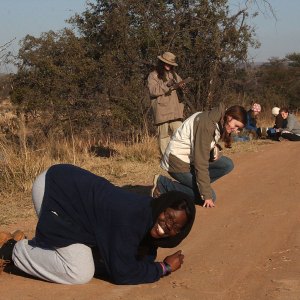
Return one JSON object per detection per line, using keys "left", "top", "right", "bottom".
{"left": 36, "top": 164, "right": 163, "bottom": 284}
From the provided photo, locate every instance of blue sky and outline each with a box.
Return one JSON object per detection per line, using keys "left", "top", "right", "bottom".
{"left": 0, "top": 0, "right": 86, "bottom": 72}
{"left": 244, "top": 0, "right": 300, "bottom": 62}
{"left": 1, "top": 0, "right": 300, "bottom": 72}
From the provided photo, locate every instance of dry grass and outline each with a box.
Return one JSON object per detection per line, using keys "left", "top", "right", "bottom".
{"left": 0, "top": 114, "right": 276, "bottom": 225}
{"left": 223, "top": 138, "right": 275, "bottom": 156}
{"left": 0, "top": 127, "right": 163, "bottom": 225}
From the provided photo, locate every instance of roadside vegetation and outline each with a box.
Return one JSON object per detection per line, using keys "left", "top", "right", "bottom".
{"left": 0, "top": 114, "right": 274, "bottom": 226}
{"left": 2, "top": 0, "right": 299, "bottom": 141}
{"left": 0, "top": 1, "right": 299, "bottom": 224}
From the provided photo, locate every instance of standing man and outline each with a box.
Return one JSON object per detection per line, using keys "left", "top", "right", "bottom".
{"left": 148, "top": 52, "right": 185, "bottom": 155}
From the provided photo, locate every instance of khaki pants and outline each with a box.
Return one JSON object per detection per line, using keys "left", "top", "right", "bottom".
{"left": 158, "top": 120, "right": 182, "bottom": 155}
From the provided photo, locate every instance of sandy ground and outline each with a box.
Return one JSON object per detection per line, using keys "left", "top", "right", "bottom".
{"left": 1, "top": 141, "right": 299, "bottom": 300}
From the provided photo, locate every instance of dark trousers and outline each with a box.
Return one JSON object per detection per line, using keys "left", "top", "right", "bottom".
{"left": 282, "top": 132, "right": 300, "bottom": 141}
{"left": 157, "top": 156, "right": 234, "bottom": 204}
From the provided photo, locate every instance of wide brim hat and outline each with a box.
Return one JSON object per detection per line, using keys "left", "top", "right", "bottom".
{"left": 157, "top": 51, "right": 178, "bottom": 66}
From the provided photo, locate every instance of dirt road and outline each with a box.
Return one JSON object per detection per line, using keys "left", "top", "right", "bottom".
{"left": 1, "top": 141, "right": 299, "bottom": 300}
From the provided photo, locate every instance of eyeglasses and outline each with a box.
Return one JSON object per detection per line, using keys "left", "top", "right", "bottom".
{"left": 164, "top": 211, "right": 182, "bottom": 234}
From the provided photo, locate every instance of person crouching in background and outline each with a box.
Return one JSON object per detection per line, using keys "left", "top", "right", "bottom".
{"left": 244, "top": 103, "right": 262, "bottom": 139}
{"left": 278, "top": 107, "right": 300, "bottom": 141}
{"left": 267, "top": 107, "right": 287, "bottom": 141}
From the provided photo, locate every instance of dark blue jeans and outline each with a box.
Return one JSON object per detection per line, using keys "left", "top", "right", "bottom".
{"left": 281, "top": 132, "right": 300, "bottom": 141}
{"left": 157, "top": 156, "right": 234, "bottom": 204}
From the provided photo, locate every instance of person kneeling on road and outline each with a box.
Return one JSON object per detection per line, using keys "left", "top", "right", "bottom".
{"left": 0, "top": 164, "right": 195, "bottom": 285}
{"left": 151, "top": 102, "right": 247, "bottom": 208}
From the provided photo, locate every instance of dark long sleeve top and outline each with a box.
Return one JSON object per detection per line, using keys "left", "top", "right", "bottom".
{"left": 274, "top": 114, "right": 286, "bottom": 129}
{"left": 36, "top": 164, "right": 162, "bottom": 284}
{"left": 245, "top": 110, "right": 257, "bottom": 131}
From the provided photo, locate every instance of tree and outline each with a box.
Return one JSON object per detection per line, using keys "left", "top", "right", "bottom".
{"left": 242, "top": 56, "right": 300, "bottom": 110}
{"left": 12, "top": 29, "right": 100, "bottom": 108}
{"left": 70, "top": 0, "right": 259, "bottom": 111}
{"left": 0, "top": 39, "right": 14, "bottom": 68}
{"left": 0, "top": 40, "right": 15, "bottom": 100}
{"left": 10, "top": 29, "right": 107, "bottom": 137}
{"left": 286, "top": 52, "right": 300, "bottom": 68}
{"left": 11, "top": 0, "right": 265, "bottom": 139}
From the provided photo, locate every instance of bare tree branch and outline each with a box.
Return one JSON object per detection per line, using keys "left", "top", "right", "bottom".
{"left": 245, "top": 0, "right": 276, "bottom": 20}
{"left": 0, "top": 38, "right": 16, "bottom": 61}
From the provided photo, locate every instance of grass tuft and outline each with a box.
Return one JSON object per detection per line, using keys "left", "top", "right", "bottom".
{"left": 0, "top": 115, "right": 277, "bottom": 225}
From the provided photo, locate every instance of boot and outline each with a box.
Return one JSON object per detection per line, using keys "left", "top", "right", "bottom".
{"left": 0, "top": 239, "right": 17, "bottom": 274}
{"left": 0, "top": 230, "right": 25, "bottom": 274}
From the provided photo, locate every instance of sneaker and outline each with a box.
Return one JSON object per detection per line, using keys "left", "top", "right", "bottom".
{"left": 0, "top": 238, "right": 17, "bottom": 260}
{"left": 0, "top": 258, "right": 10, "bottom": 274}
{"left": 151, "top": 175, "right": 161, "bottom": 198}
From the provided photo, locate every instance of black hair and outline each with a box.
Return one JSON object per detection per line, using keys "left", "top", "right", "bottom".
{"left": 155, "top": 60, "right": 178, "bottom": 82}
{"left": 279, "top": 107, "right": 289, "bottom": 113}
{"left": 168, "top": 198, "right": 192, "bottom": 222}
{"left": 148, "top": 191, "right": 196, "bottom": 248}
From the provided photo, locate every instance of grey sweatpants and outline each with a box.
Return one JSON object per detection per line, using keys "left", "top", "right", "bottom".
{"left": 12, "top": 170, "right": 95, "bottom": 284}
